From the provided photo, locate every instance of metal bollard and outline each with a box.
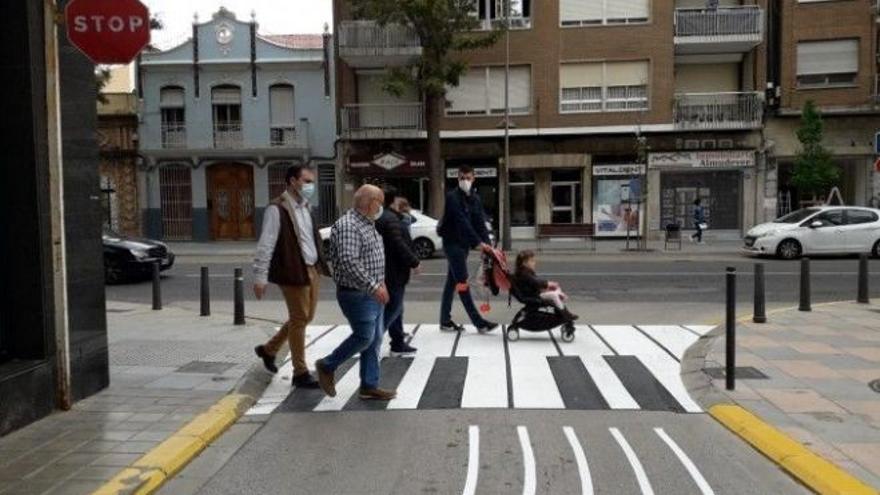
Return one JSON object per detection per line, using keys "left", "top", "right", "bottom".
{"left": 151, "top": 261, "right": 162, "bottom": 310}
{"left": 233, "top": 268, "right": 245, "bottom": 325}
{"left": 753, "top": 263, "right": 767, "bottom": 323}
{"left": 799, "top": 257, "right": 811, "bottom": 312}
{"left": 200, "top": 266, "right": 211, "bottom": 316}
{"left": 726, "top": 267, "right": 736, "bottom": 391}
{"left": 858, "top": 253, "right": 870, "bottom": 304}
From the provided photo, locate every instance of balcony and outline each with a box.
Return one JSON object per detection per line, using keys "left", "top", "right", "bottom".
{"left": 213, "top": 123, "right": 243, "bottom": 149}
{"left": 338, "top": 20, "right": 421, "bottom": 68}
{"left": 674, "top": 6, "right": 764, "bottom": 55}
{"left": 270, "top": 123, "right": 309, "bottom": 149}
{"left": 673, "top": 92, "right": 763, "bottom": 130}
{"left": 340, "top": 103, "right": 424, "bottom": 139}
{"left": 161, "top": 124, "right": 186, "bottom": 149}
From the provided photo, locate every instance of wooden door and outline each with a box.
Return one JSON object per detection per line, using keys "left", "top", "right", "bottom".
{"left": 207, "top": 163, "right": 255, "bottom": 240}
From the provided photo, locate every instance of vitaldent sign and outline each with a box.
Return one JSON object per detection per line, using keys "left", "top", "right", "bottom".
{"left": 593, "top": 164, "right": 646, "bottom": 176}
{"left": 648, "top": 151, "right": 755, "bottom": 170}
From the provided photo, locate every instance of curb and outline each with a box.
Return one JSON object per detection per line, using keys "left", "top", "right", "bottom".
{"left": 91, "top": 364, "right": 271, "bottom": 495}
{"left": 710, "top": 405, "right": 879, "bottom": 495}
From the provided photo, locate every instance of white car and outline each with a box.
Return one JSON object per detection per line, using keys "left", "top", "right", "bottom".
{"left": 320, "top": 210, "right": 443, "bottom": 259}
{"left": 743, "top": 206, "right": 880, "bottom": 259}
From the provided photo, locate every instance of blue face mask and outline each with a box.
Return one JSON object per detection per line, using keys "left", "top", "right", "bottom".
{"left": 300, "top": 183, "right": 316, "bottom": 201}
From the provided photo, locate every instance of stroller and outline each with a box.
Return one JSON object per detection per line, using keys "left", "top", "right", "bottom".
{"left": 481, "top": 248, "right": 576, "bottom": 343}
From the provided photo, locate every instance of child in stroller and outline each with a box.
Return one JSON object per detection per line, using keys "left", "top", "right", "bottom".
{"left": 513, "top": 250, "right": 579, "bottom": 322}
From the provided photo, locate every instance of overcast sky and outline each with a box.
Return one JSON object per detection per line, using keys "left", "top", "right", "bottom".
{"left": 144, "top": 0, "right": 333, "bottom": 49}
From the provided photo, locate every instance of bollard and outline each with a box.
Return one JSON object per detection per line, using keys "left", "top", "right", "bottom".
{"left": 233, "top": 268, "right": 245, "bottom": 325}
{"left": 799, "top": 257, "right": 811, "bottom": 312}
{"left": 858, "top": 253, "right": 870, "bottom": 304}
{"left": 151, "top": 261, "right": 162, "bottom": 311}
{"left": 726, "top": 267, "right": 736, "bottom": 391}
{"left": 753, "top": 263, "right": 767, "bottom": 323}
{"left": 200, "top": 266, "right": 211, "bottom": 316}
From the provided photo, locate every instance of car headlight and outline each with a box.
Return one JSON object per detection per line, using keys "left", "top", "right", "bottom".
{"left": 753, "top": 230, "right": 777, "bottom": 239}
{"left": 130, "top": 248, "right": 149, "bottom": 259}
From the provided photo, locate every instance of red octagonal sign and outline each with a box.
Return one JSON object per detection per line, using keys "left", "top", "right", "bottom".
{"left": 66, "top": 0, "right": 150, "bottom": 64}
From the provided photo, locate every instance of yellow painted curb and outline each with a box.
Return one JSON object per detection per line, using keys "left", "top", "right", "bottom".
{"left": 90, "top": 393, "right": 254, "bottom": 495}
{"left": 710, "top": 404, "right": 879, "bottom": 495}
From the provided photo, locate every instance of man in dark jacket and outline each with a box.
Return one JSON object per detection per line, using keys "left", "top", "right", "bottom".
{"left": 437, "top": 165, "right": 498, "bottom": 333}
{"left": 375, "top": 187, "right": 421, "bottom": 356}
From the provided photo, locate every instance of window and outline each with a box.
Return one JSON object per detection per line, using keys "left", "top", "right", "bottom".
{"left": 560, "top": 0, "right": 649, "bottom": 26}
{"left": 471, "top": 0, "right": 531, "bottom": 29}
{"left": 159, "top": 87, "right": 185, "bottom": 148}
{"left": 846, "top": 209, "right": 879, "bottom": 225}
{"left": 809, "top": 209, "right": 844, "bottom": 227}
{"left": 269, "top": 84, "right": 296, "bottom": 146}
{"left": 212, "top": 85, "right": 242, "bottom": 148}
{"left": 447, "top": 65, "right": 531, "bottom": 116}
{"left": 560, "top": 61, "right": 649, "bottom": 113}
{"left": 510, "top": 171, "right": 535, "bottom": 226}
{"left": 797, "top": 39, "right": 858, "bottom": 88}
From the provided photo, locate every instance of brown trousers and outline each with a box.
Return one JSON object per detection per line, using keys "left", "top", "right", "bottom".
{"left": 264, "top": 265, "right": 320, "bottom": 376}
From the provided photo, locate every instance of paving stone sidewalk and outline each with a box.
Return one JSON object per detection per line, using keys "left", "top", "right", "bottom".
{"left": 0, "top": 302, "right": 280, "bottom": 495}
{"left": 699, "top": 302, "right": 880, "bottom": 489}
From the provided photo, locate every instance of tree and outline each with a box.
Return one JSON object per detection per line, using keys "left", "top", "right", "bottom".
{"left": 791, "top": 100, "right": 839, "bottom": 203}
{"left": 350, "top": 0, "right": 502, "bottom": 217}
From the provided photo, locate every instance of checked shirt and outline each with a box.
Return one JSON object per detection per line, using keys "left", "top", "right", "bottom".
{"left": 329, "top": 209, "right": 385, "bottom": 293}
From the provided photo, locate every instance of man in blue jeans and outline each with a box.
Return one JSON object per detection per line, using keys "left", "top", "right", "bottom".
{"left": 315, "top": 185, "right": 396, "bottom": 401}
{"left": 437, "top": 165, "right": 498, "bottom": 333}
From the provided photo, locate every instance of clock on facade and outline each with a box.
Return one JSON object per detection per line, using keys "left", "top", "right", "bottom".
{"left": 215, "top": 22, "right": 234, "bottom": 44}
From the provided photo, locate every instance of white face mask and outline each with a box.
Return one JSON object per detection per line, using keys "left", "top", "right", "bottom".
{"left": 459, "top": 179, "right": 473, "bottom": 194}
{"left": 300, "top": 183, "right": 316, "bottom": 201}
{"left": 371, "top": 205, "right": 384, "bottom": 221}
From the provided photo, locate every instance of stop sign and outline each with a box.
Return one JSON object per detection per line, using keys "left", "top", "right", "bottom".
{"left": 65, "top": 0, "right": 150, "bottom": 64}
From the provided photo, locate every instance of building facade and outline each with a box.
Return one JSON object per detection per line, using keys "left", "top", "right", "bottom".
{"left": 333, "top": 0, "right": 880, "bottom": 240}
{"left": 138, "top": 8, "right": 336, "bottom": 241}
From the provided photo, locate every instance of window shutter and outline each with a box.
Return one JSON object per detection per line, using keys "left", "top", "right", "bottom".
{"left": 160, "top": 87, "right": 185, "bottom": 108}
{"left": 560, "top": 63, "right": 604, "bottom": 88}
{"left": 269, "top": 85, "right": 295, "bottom": 126}
{"left": 797, "top": 39, "right": 859, "bottom": 75}
{"left": 447, "top": 69, "right": 488, "bottom": 113}
{"left": 605, "top": 61, "right": 649, "bottom": 86}
{"left": 607, "top": 0, "right": 649, "bottom": 20}
{"left": 508, "top": 66, "right": 531, "bottom": 111}
{"left": 560, "top": 0, "right": 604, "bottom": 23}
{"left": 211, "top": 87, "right": 241, "bottom": 104}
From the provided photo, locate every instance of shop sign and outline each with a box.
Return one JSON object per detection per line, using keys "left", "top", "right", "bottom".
{"left": 446, "top": 167, "right": 497, "bottom": 179}
{"left": 593, "top": 164, "right": 646, "bottom": 176}
{"left": 648, "top": 151, "right": 755, "bottom": 170}
{"left": 348, "top": 152, "right": 426, "bottom": 176}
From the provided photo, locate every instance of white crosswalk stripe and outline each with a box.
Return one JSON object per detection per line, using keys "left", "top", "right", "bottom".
{"left": 245, "top": 324, "right": 711, "bottom": 416}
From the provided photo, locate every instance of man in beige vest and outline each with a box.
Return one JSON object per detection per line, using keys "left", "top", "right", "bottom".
{"left": 253, "top": 164, "right": 329, "bottom": 388}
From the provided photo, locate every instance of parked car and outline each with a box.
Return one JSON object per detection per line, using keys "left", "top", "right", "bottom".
{"left": 320, "top": 210, "right": 444, "bottom": 259}
{"left": 743, "top": 206, "right": 880, "bottom": 259}
{"left": 103, "top": 230, "right": 175, "bottom": 283}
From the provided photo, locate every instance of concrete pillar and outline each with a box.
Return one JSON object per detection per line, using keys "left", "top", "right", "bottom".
{"left": 535, "top": 169, "right": 551, "bottom": 224}
{"left": 763, "top": 155, "right": 778, "bottom": 223}
{"left": 254, "top": 164, "right": 269, "bottom": 234}
{"left": 872, "top": 167, "right": 880, "bottom": 208}
{"left": 582, "top": 164, "right": 592, "bottom": 223}
{"left": 742, "top": 168, "right": 757, "bottom": 233}
{"left": 647, "top": 169, "right": 661, "bottom": 238}
{"left": 144, "top": 168, "right": 162, "bottom": 238}
{"left": 191, "top": 165, "right": 209, "bottom": 241}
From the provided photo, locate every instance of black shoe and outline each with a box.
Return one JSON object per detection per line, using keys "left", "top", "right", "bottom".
{"left": 254, "top": 345, "right": 278, "bottom": 374}
{"left": 477, "top": 322, "right": 499, "bottom": 334}
{"left": 292, "top": 372, "right": 320, "bottom": 389}
{"left": 440, "top": 321, "right": 465, "bottom": 332}
{"left": 390, "top": 343, "right": 418, "bottom": 357}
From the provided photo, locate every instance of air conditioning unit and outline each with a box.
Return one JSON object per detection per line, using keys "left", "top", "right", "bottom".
{"left": 701, "top": 139, "right": 717, "bottom": 150}
{"left": 684, "top": 139, "right": 700, "bottom": 150}
{"left": 718, "top": 139, "right": 734, "bottom": 149}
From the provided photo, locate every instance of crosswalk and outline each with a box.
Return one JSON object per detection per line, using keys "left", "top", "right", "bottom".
{"left": 246, "top": 323, "right": 714, "bottom": 416}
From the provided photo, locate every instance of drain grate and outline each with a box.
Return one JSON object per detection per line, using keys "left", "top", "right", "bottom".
{"left": 870, "top": 379, "right": 880, "bottom": 394}
{"left": 177, "top": 361, "right": 235, "bottom": 374}
{"left": 704, "top": 366, "right": 769, "bottom": 380}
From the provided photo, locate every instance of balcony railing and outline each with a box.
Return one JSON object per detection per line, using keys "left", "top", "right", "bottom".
{"left": 341, "top": 103, "right": 424, "bottom": 139}
{"left": 161, "top": 124, "right": 186, "bottom": 149}
{"left": 674, "top": 6, "right": 763, "bottom": 40}
{"left": 213, "top": 122, "right": 243, "bottom": 149}
{"left": 673, "top": 92, "right": 763, "bottom": 130}
{"left": 269, "top": 125, "right": 309, "bottom": 148}
{"left": 338, "top": 20, "right": 421, "bottom": 56}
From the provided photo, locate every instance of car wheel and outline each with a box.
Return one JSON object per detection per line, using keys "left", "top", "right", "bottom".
{"left": 413, "top": 238, "right": 435, "bottom": 260}
{"left": 776, "top": 239, "right": 802, "bottom": 260}
{"left": 873, "top": 239, "right": 880, "bottom": 259}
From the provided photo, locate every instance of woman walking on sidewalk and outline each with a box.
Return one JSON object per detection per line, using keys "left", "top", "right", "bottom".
{"left": 691, "top": 198, "right": 706, "bottom": 244}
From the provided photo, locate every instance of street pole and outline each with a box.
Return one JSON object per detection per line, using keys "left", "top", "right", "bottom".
{"left": 500, "top": 1, "right": 512, "bottom": 251}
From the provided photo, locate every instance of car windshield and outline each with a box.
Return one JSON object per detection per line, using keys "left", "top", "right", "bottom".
{"left": 774, "top": 208, "right": 820, "bottom": 224}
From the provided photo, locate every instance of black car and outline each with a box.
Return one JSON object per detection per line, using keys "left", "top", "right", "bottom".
{"left": 103, "top": 230, "right": 175, "bottom": 284}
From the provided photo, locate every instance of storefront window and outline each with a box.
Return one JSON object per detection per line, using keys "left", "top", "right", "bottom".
{"left": 660, "top": 171, "right": 741, "bottom": 230}
{"left": 510, "top": 171, "right": 535, "bottom": 226}
{"left": 593, "top": 177, "right": 640, "bottom": 236}
{"left": 551, "top": 169, "right": 583, "bottom": 224}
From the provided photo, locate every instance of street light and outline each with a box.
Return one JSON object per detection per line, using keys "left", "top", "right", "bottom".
{"left": 500, "top": 0, "right": 512, "bottom": 251}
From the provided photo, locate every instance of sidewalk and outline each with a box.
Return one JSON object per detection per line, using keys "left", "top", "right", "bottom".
{"left": 691, "top": 302, "right": 880, "bottom": 489}
{"left": 0, "top": 303, "right": 276, "bottom": 495}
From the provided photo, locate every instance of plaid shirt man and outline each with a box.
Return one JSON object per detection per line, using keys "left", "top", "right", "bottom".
{"left": 329, "top": 209, "right": 385, "bottom": 293}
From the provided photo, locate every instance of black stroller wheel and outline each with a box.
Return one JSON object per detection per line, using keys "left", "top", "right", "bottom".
{"left": 507, "top": 327, "right": 520, "bottom": 342}
{"left": 560, "top": 324, "right": 575, "bottom": 343}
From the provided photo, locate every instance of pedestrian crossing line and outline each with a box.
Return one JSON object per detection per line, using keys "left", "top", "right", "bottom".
{"left": 655, "top": 428, "right": 715, "bottom": 495}
{"left": 254, "top": 324, "right": 712, "bottom": 415}
{"left": 462, "top": 425, "right": 480, "bottom": 495}
{"left": 562, "top": 426, "right": 595, "bottom": 495}
{"left": 610, "top": 427, "right": 656, "bottom": 495}
{"left": 517, "top": 426, "right": 537, "bottom": 495}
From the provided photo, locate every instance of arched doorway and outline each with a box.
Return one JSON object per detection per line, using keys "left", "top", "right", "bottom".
{"left": 206, "top": 162, "right": 255, "bottom": 240}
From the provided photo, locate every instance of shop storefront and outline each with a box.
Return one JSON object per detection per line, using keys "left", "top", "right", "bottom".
{"left": 649, "top": 150, "right": 755, "bottom": 233}
{"left": 592, "top": 164, "right": 644, "bottom": 237}
{"left": 347, "top": 144, "right": 430, "bottom": 211}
